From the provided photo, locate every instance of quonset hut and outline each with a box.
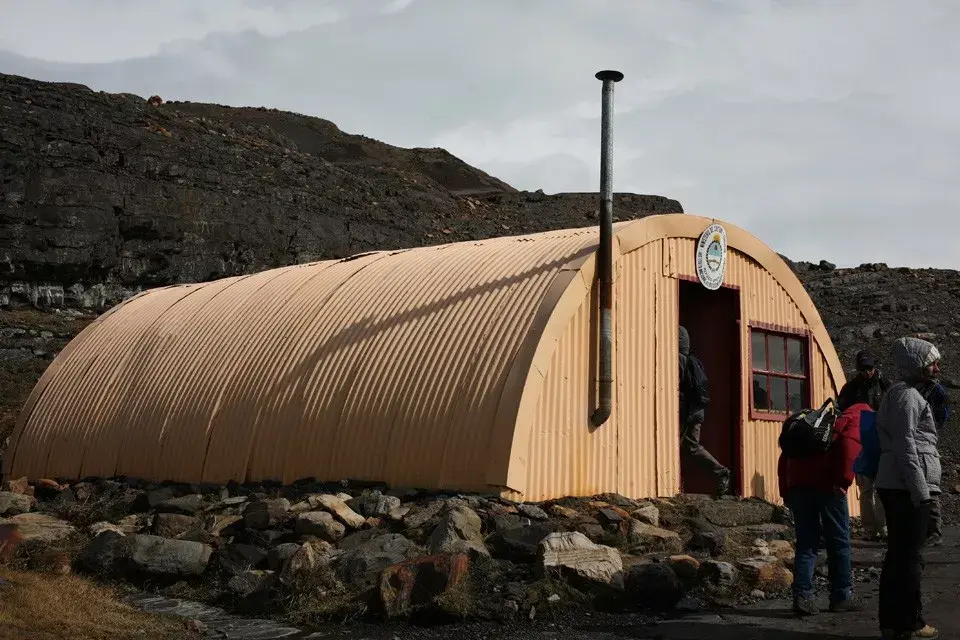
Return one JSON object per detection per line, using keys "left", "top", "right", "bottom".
{"left": 3, "top": 213, "right": 846, "bottom": 507}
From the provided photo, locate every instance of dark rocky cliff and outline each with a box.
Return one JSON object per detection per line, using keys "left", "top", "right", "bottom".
{"left": 0, "top": 72, "right": 681, "bottom": 310}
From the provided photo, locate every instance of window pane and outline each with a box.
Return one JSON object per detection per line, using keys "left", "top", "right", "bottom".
{"left": 787, "top": 338, "right": 806, "bottom": 375}
{"left": 751, "top": 331, "right": 766, "bottom": 371}
{"left": 788, "top": 378, "right": 806, "bottom": 413}
{"left": 768, "top": 335, "right": 786, "bottom": 373}
{"left": 770, "top": 377, "right": 787, "bottom": 412}
{"left": 752, "top": 374, "right": 769, "bottom": 411}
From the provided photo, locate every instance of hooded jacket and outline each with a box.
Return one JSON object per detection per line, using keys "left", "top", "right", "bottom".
{"left": 777, "top": 402, "right": 866, "bottom": 496}
{"left": 875, "top": 337, "right": 942, "bottom": 505}
{"left": 678, "top": 326, "right": 705, "bottom": 427}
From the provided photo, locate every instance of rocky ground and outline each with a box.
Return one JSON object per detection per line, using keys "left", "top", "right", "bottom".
{"left": 1, "top": 476, "right": 803, "bottom": 631}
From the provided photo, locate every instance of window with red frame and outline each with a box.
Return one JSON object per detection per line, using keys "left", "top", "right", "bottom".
{"left": 751, "top": 329, "right": 809, "bottom": 416}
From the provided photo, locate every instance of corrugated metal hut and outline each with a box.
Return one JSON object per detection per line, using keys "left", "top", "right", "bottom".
{"left": 3, "top": 213, "right": 847, "bottom": 508}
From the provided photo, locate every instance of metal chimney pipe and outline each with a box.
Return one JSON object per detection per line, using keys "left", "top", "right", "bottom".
{"left": 590, "top": 69, "right": 623, "bottom": 428}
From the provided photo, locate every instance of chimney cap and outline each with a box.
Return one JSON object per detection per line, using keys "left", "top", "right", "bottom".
{"left": 595, "top": 70, "right": 624, "bottom": 82}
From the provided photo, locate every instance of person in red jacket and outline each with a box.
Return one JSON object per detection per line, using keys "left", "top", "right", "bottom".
{"left": 777, "top": 401, "right": 868, "bottom": 617}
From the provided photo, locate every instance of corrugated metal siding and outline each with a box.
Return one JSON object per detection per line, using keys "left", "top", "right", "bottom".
{"left": 8, "top": 228, "right": 601, "bottom": 487}
{"left": 654, "top": 245, "right": 681, "bottom": 496}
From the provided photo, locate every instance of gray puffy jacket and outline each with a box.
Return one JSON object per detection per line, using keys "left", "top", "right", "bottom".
{"left": 875, "top": 337, "right": 942, "bottom": 505}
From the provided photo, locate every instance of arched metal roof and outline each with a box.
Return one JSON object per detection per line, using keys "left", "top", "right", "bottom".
{"left": 3, "top": 214, "right": 843, "bottom": 492}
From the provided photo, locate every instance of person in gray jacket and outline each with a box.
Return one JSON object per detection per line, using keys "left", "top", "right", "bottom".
{"left": 874, "top": 336, "right": 942, "bottom": 640}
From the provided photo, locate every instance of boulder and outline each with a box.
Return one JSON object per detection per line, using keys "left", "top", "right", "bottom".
{"left": 153, "top": 514, "right": 201, "bottom": 539}
{"left": 144, "top": 487, "right": 176, "bottom": 509}
{"left": 347, "top": 491, "right": 401, "bottom": 518}
{"left": 280, "top": 540, "right": 335, "bottom": 585}
{"left": 736, "top": 556, "right": 792, "bottom": 591}
{"left": 628, "top": 522, "right": 682, "bottom": 554}
{"left": 1, "top": 478, "right": 32, "bottom": 497}
{"left": 625, "top": 562, "right": 683, "bottom": 609}
{"left": 768, "top": 540, "right": 795, "bottom": 566}
{"left": 402, "top": 500, "right": 446, "bottom": 530}
{"left": 575, "top": 521, "right": 606, "bottom": 543}
{"left": 489, "top": 522, "right": 557, "bottom": 562}
{"left": 155, "top": 494, "right": 203, "bottom": 516}
{"left": 268, "top": 543, "right": 301, "bottom": 572}
{"left": 116, "top": 515, "right": 143, "bottom": 534}
{"left": 217, "top": 543, "right": 268, "bottom": 575}
{"left": 294, "top": 511, "right": 346, "bottom": 542}
{"left": 667, "top": 555, "right": 701, "bottom": 587}
{"left": 428, "top": 506, "right": 489, "bottom": 558}
{"left": 243, "top": 498, "right": 290, "bottom": 530}
{"left": 699, "top": 560, "right": 736, "bottom": 588}
{"left": 387, "top": 505, "right": 412, "bottom": 523}
{"left": 128, "top": 535, "right": 213, "bottom": 577}
{"left": 0, "top": 492, "right": 32, "bottom": 516}
{"left": 631, "top": 503, "right": 660, "bottom": 527}
{"left": 209, "top": 514, "right": 242, "bottom": 537}
{"left": 380, "top": 553, "right": 470, "bottom": 618}
{"left": 537, "top": 531, "right": 624, "bottom": 591}
{"left": 79, "top": 533, "right": 212, "bottom": 578}
{"left": 309, "top": 494, "right": 365, "bottom": 529}
{"left": 332, "top": 533, "right": 422, "bottom": 590}
{"left": 0, "top": 513, "right": 75, "bottom": 545}
{"left": 685, "top": 517, "right": 725, "bottom": 556}
{"left": 735, "top": 523, "right": 794, "bottom": 542}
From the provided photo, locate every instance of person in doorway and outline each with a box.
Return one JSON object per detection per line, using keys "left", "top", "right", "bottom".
{"left": 875, "top": 336, "right": 942, "bottom": 639}
{"left": 678, "top": 326, "right": 731, "bottom": 497}
{"left": 918, "top": 377, "right": 950, "bottom": 546}
{"left": 840, "top": 349, "right": 892, "bottom": 541}
{"left": 778, "top": 401, "right": 867, "bottom": 616}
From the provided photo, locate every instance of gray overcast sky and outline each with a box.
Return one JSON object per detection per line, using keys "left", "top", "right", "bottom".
{"left": 2, "top": 0, "right": 957, "bottom": 268}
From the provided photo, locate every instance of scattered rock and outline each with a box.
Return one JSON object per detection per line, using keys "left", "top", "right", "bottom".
{"left": 537, "top": 531, "right": 624, "bottom": 591}
{"left": 153, "top": 513, "right": 201, "bottom": 539}
{"left": 667, "top": 555, "right": 701, "bottom": 587}
{"left": 144, "top": 487, "right": 176, "bottom": 510}
{"left": 428, "top": 505, "right": 489, "bottom": 558}
{"left": 0, "top": 524, "right": 24, "bottom": 563}
{"left": 310, "top": 494, "right": 366, "bottom": 529}
{"left": 347, "top": 491, "right": 401, "bottom": 518}
{"left": 155, "top": 494, "right": 203, "bottom": 516}
{"left": 89, "top": 522, "right": 126, "bottom": 538}
{"left": 402, "top": 501, "right": 446, "bottom": 530}
{"left": 243, "top": 498, "right": 290, "bottom": 530}
{"left": 685, "top": 518, "right": 726, "bottom": 556}
{"left": 280, "top": 540, "right": 335, "bottom": 585}
{"left": 625, "top": 562, "right": 683, "bottom": 609}
{"left": 1, "top": 478, "right": 32, "bottom": 497}
{"left": 517, "top": 504, "right": 549, "bottom": 521}
{"left": 267, "top": 543, "right": 301, "bottom": 572}
{"left": 217, "top": 543, "right": 268, "bottom": 575}
{"left": 81, "top": 533, "right": 213, "bottom": 578}
{"left": 549, "top": 505, "right": 579, "bottom": 519}
{"left": 699, "top": 560, "right": 736, "bottom": 588}
{"left": 628, "top": 521, "right": 682, "bottom": 554}
{"left": 0, "top": 513, "right": 75, "bottom": 545}
{"left": 333, "top": 533, "right": 422, "bottom": 590}
{"left": 490, "top": 522, "right": 557, "bottom": 562}
{"left": 209, "top": 514, "right": 242, "bottom": 537}
{"left": 736, "top": 556, "right": 792, "bottom": 591}
{"left": 380, "top": 553, "right": 470, "bottom": 618}
{"left": 295, "top": 511, "right": 346, "bottom": 542}
{"left": 0, "top": 492, "right": 32, "bottom": 516}
{"left": 631, "top": 503, "right": 660, "bottom": 527}
{"left": 696, "top": 500, "right": 775, "bottom": 528}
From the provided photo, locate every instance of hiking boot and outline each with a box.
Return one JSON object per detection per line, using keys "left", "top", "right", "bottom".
{"left": 828, "top": 596, "right": 863, "bottom": 612}
{"left": 792, "top": 596, "right": 818, "bottom": 616}
{"left": 715, "top": 469, "right": 731, "bottom": 497}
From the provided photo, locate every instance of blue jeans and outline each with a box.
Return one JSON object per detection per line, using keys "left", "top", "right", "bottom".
{"left": 785, "top": 487, "right": 853, "bottom": 604}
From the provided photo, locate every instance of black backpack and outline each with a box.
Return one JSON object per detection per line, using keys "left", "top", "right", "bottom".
{"left": 681, "top": 354, "right": 710, "bottom": 408}
{"left": 778, "top": 398, "right": 839, "bottom": 459}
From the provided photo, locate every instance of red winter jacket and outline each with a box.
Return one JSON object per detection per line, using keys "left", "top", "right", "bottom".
{"left": 777, "top": 402, "right": 868, "bottom": 496}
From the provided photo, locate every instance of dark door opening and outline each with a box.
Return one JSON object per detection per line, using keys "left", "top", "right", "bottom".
{"left": 678, "top": 279, "right": 742, "bottom": 496}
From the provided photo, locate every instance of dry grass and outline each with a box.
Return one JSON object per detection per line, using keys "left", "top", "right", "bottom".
{"left": 0, "top": 568, "right": 193, "bottom": 640}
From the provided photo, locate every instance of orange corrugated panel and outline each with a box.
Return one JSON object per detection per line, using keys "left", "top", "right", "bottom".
{"left": 616, "top": 244, "right": 658, "bottom": 499}
{"left": 654, "top": 241, "right": 680, "bottom": 497}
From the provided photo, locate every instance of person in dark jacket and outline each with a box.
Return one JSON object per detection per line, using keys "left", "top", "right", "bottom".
{"left": 838, "top": 350, "right": 892, "bottom": 412}
{"left": 778, "top": 401, "right": 867, "bottom": 616}
{"left": 840, "top": 349, "right": 892, "bottom": 540}
{"left": 678, "top": 326, "right": 731, "bottom": 496}
{"left": 918, "top": 379, "right": 950, "bottom": 546}
{"left": 875, "top": 336, "right": 942, "bottom": 639}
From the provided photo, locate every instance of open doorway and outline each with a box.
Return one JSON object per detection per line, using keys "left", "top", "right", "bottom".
{"left": 678, "top": 278, "right": 742, "bottom": 496}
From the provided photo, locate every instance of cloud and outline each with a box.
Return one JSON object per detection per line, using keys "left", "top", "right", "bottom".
{"left": 1, "top": 0, "right": 958, "bottom": 268}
